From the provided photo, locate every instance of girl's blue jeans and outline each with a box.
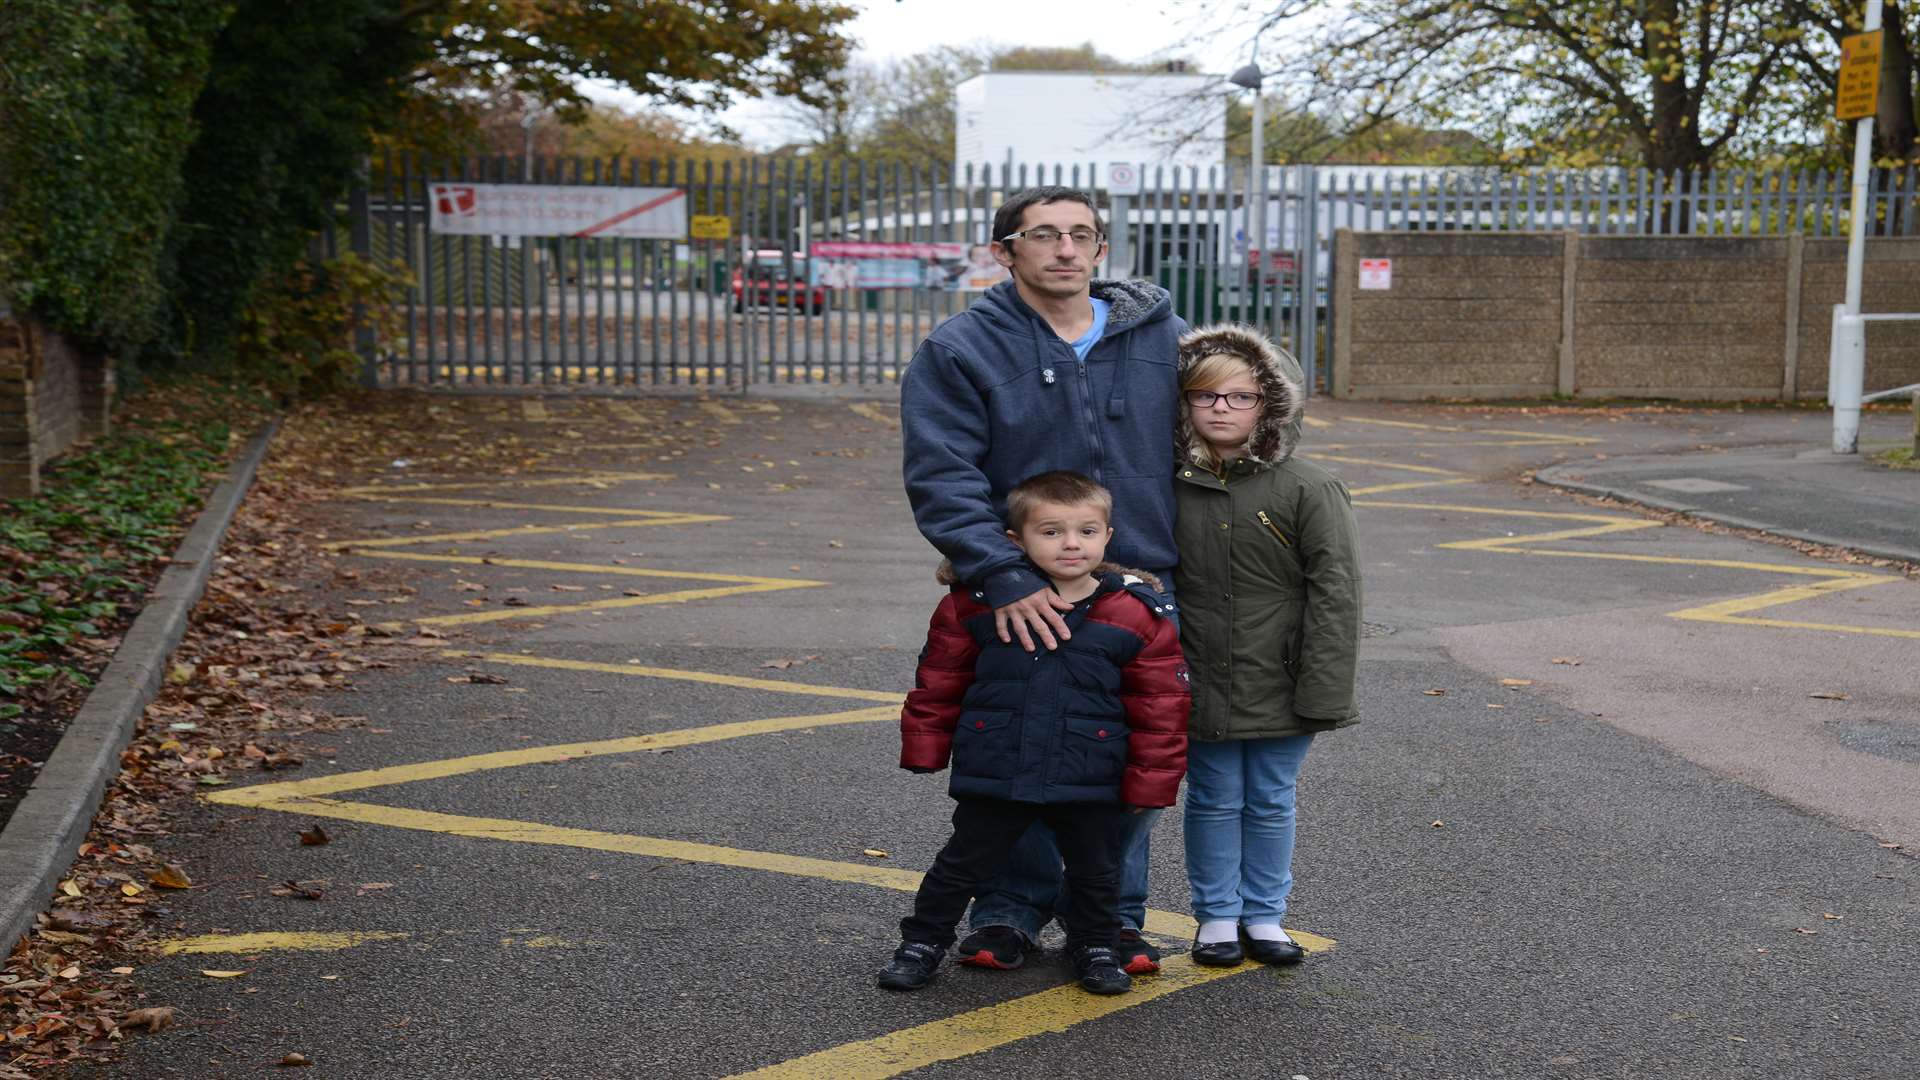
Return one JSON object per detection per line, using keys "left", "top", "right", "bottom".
{"left": 1183, "top": 734, "right": 1314, "bottom": 923}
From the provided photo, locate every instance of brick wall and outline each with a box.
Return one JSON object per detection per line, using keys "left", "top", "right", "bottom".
{"left": 0, "top": 302, "right": 115, "bottom": 499}
{"left": 1330, "top": 230, "right": 1920, "bottom": 401}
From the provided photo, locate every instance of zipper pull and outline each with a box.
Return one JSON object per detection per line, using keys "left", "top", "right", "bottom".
{"left": 1256, "top": 510, "right": 1291, "bottom": 546}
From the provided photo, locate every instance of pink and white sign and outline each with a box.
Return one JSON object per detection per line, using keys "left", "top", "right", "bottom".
{"left": 426, "top": 183, "right": 688, "bottom": 239}
{"left": 1358, "top": 257, "right": 1393, "bottom": 290}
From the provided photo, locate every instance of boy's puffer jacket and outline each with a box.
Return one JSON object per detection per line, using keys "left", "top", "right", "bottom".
{"left": 899, "top": 565, "right": 1190, "bottom": 807}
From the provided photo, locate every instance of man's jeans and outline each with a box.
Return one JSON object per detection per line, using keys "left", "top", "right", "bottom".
{"left": 965, "top": 573, "right": 1175, "bottom": 941}
{"left": 1183, "top": 734, "right": 1313, "bottom": 923}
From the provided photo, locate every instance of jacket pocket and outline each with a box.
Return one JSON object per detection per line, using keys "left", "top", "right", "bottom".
{"left": 1055, "top": 714, "right": 1128, "bottom": 789}
{"left": 952, "top": 710, "right": 1017, "bottom": 779}
{"left": 1255, "top": 509, "right": 1291, "bottom": 547}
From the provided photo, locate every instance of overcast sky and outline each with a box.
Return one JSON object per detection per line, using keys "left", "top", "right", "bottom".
{"left": 586, "top": 0, "right": 1270, "bottom": 149}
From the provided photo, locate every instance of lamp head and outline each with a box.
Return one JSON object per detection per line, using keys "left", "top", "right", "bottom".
{"left": 1228, "top": 62, "right": 1263, "bottom": 90}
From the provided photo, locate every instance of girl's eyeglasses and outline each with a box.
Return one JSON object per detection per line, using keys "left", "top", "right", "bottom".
{"left": 1184, "top": 390, "right": 1263, "bottom": 410}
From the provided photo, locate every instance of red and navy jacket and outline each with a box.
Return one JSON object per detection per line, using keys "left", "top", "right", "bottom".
{"left": 900, "top": 564, "right": 1190, "bottom": 807}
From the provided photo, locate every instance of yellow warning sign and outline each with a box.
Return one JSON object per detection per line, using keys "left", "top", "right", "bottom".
{"left": 690, "top": 214, "right": 732, "bottom": 240}
{"left": 1836, "top": 30, "right": 1883, "bottom": 121}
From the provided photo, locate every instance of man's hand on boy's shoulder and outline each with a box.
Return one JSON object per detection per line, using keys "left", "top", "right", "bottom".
{"left": 995, "top": 588, "right": 1076, "bottom": 652}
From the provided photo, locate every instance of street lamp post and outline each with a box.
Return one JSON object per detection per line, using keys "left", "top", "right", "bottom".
{"left": 1229, "top": 54, "right": 1264, "bottom": 327}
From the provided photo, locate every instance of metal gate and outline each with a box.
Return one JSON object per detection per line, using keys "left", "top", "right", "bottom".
{"left": 349, "top": 155, "right": 1322, "bottom": 391}
{"left": 345, "top": 155, "right": 1920, "bottom": 394}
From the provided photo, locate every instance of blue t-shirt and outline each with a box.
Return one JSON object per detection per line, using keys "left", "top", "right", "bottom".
{"left": 1069, "top": 297, "right": 1111, "bottom": 360}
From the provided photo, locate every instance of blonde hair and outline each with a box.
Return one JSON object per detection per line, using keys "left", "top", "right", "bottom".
{"left": 1182, "top": 354, "right": 1258, "bottom": 465}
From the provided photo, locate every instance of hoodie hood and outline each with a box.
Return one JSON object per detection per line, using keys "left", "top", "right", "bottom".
{"left": 972, "top": 277, "right": 1172, "bottom": 337}
{"left": 1175, "top": 323, "right": 1305, "bottom": 469}
{"left": 936, "top": 558, "right": 1166, "bottom": 594}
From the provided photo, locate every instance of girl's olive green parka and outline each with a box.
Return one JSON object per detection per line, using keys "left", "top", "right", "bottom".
{"left": 1174, "top": 325, "right": 1362, "bottom": 742}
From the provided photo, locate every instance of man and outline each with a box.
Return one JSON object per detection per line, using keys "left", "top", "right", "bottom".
{"left": 899, "top": 186, "right": 1186, "bottom": 976}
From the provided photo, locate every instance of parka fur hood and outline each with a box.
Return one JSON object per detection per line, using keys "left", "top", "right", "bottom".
{"left": 1175, "top": 324, "right": 1305, "bottom": 469}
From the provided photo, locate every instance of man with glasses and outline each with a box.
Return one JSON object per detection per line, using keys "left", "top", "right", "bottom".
{"left": 899, "top": 185, "right": 1187, "bottom": 977}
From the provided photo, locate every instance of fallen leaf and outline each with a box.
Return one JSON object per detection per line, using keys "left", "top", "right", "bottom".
{"left": 1431, "top": 820, "right": 1445, "bottom": 828}
{"left": 450, "top": 672, "right": 509, "bottom": 685}
{"left": 1550, "top": 657, "right": 1582, "bottom": 666}
{"left": 200, "top": 969, "right": 248, "bottom": 978}
{"left": 299, "top": 826, "right": 330, "bottom": 846}
{"left": 549, "top": 584, "right": 586, "bottom": 592}
{"left": 760, "top": 659, "right": 799, "bottom": 670}
{"left": 149, "top": 864, "right": 193, "bottom": 890}
{"left": 280, "top": 1052, "right": 314, "bottom": 1067}
{"left": 356, "top": 882, "right": 394, "bottom": 894}
{"left": 1808, "top": 692, "right": 1849, "bottom": 701}
{"left": 111, "top": 966, "right": 135, "bottom": 975}
{"left": 1485, "top": 703, "right": 1506, "bottom": 709}
{"left": 861, "top": 848, "right": 889, "bottom": 859}
{"left": 1500, "top": 678, "right": 1534, "bottom": 687}
{"left": 1879, "top": 842, "right": 1902, "bottom": 849}
{"left": 1791, "top": 927, "right": 1819, "bottom": 935}
{"left": 123, "top": 1007, "right": 176, "bottom": 1033}
{"left": 1821, "top": 912, "right": 1843, "bottom": 920}
{"left": 196, "top": 775, "right": 231, "bottom": 786}
{"left": 120, "top": 883, "right": 143, "bottom": 897}
{"left": 272, "top": 880, "right": 324, "bottom": 900}
{"left": 57, "top": 965, "right": 80, "bottom": 980}
{"left": 827, "top": 540, "right": 844, "bottom": 548}
{"left": 59, "top": 880, "right": 83, "bottom": 898}
{"left": 319, "top": 975, "right": 340, "bottom": 981}
{"left": 1422, "top": 689, "right": 1447, "bottom": 696}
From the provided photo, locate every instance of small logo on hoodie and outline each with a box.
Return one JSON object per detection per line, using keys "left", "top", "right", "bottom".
{"left": 1042, "top": 368, "right": 1056, "bottom": 385}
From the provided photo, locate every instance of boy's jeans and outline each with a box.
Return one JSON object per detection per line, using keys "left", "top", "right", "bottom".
{"left": 965, "top": 808, "right": 1157, "bottom": 941}
{"left": 963, "top": 573, "right": 1177, "bottom": 943}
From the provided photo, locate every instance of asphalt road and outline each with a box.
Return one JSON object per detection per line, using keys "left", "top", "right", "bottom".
{"left": 75, "top": 395, "right": 1920, "bottom": 1080}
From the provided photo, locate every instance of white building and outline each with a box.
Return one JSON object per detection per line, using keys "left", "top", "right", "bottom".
{"left": 952, "top": 71, "right": 1225, "bottom": 190}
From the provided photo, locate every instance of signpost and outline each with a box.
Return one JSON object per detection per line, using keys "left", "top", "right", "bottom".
{"left": 1831, "top": 6, "right": 1885, "bottom": 454}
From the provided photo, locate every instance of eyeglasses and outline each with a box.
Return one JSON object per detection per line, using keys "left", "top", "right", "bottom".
{"left": 999, "top": 226, "right": 1103, "bottom": 247}
{"left": 1184, "top": 390, "right": 1264, "bottom": 410}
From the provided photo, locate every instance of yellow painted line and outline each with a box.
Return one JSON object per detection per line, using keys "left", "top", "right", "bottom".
{"left": 1306, "top": 453, "right": 1465, "bottom": 476}
{"left": 1354, "top": 500, "right": 1629, "bottom": 523}
{"left": 340, "top": 497, "right": 684, "bottom": 517}
{"left": 729, "top": 952, "right": 1324, "bottom": 1080}
{"left": 415, "top": 580, "right": 824, "bottom": 626}
{"left": 160, "top": 931, "right": 408, "bottom": 955}
{"left": 323, "top": 513, "right": 726, "bottom": 550}
{"left": 1302, "top": 415, "right": 1332, "bottom": 428}
{"left": 702, "top": 402, "right": 740, "bottom": 425}
{"left": 848, "top": 403, "right": 899, "bottom": 428}
{"left": 1359, "top": 498, "right": 1915, "bottom": 639}
{"left": 521, "top": 400, "right": 550, "bottom": 422}
{"left": 455, "top": 652, "right": 905, "bottom": 703}
{"left": 334, "top": 472, "right": 671, "bottom": 496}
{"left": 1346, "top": 478, "right": 1475, "bottom": 496}
{"left": 606, "top": 402, "right": 647, "bottom": 423}
{"left": 356, "top": 552, "right": 819, "bottom": 585}
{"left": 1335, "top": 416, "right": 1600, "bottom": 443}
{"left": 206, "top": 706, "right": 900, "bottom": 805}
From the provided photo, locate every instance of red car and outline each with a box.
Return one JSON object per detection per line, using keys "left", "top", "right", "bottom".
{"left": 731, "top": 251, "right": 828, "bottom": 315}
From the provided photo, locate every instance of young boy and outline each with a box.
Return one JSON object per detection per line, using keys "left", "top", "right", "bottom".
{"left": 879, "top": 470, "right": 1190, "bottom": 995}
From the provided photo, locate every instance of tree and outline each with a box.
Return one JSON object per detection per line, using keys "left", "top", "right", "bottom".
{"left": 1779, "top": 1, "right": 1919, "bottom": 164}
{"left": 1257, "top": 1, "right": 1817, "bottom": 172}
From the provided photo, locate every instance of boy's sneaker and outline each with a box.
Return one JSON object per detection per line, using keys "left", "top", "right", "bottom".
{"left": 1116, "top": 928, "right": 1161, "bottom": 975}
{"left": 877, "top": 942, "right": 945, "bottom": 991}
{"left": 1070, "top": 945, "right": 1132, "bottom": 995}
{"left": 955, "top": 926, "right": 1032, "bottom": 970}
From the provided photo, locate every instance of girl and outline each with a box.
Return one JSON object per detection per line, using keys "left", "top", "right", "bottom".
{"left": 1172, "top": 325, "right": 1362, "bottom": 966}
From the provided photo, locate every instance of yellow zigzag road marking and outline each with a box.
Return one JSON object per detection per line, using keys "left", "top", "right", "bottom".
{"left": 1356, "top": 499, "right": 1914, "bottom": 640}
{"left": 451, "top": 652, "right": 904, "bottom": 702}
{"left": 1335, "top": 415, "right": 1601, "bottom": 444}
{"left": 161, "top": 932, "right": 408, "bottom": 955}
{"left": 726, "top": 954, "right": 1298, "bottom": 1080}
{"left": 323, "top": 512, "right": 727, "bottom": 550}
{"left": 848, "top": 403, "right": 899, "bottom": 428}
{"left": 1346, "top": 478, "right": 1475, "bottom": 497}
{"left": 334, "top": 471, "right": 670, "bottom": 496}
{"left": 207, "top": 706, "right": 900, "bottom": 805}
{"left": 337, "top": 497, "right": 677, "bottom": 516}
{"left": 1307, "top": 453, "right": 1465, "bottom": 477}
{"left": 414, "top": 580, "right": 822, "bottom": 626}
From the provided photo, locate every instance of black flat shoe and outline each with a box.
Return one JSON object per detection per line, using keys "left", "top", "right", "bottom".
{"left": 1239, "top": 927, "right": 1306, "bottom": 966}
{"left": 1190, "top": 936, "right": 1243, "bottom": 967}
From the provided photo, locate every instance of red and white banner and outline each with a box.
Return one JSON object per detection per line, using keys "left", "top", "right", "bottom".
{"left": 427, "top": 183, "right": 688, "bottom": 239}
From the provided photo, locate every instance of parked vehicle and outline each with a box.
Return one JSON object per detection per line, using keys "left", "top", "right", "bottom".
{"left": 731, "top": 250, "right": 827, "bottom": 315}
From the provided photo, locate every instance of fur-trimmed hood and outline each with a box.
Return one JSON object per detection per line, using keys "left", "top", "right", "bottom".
{"left": 1174, "top": 324, "right": 1305, "bottom": 469}
{"left": 936, "top": 559, "right": 1166, "bottom": 594}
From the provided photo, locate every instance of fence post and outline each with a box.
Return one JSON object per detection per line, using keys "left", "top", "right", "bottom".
{"left": 1330, "top": 227, "right": 1354, "bottom": 398}
{"left": 349, "top": 158, "right": 378, "bottom": 389}
{"left": 1782, "top": 232, "right": 1804, "bottom": 401}
{"left": 1557, "top": 231, "right": 1578, "bottom": 396}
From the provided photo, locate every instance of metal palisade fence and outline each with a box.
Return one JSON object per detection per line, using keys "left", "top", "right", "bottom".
{"left": 341, "top": 156, "right": 1920, "bottom": 393}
